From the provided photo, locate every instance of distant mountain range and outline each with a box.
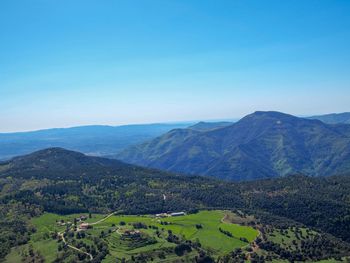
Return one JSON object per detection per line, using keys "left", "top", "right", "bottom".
{"left": 118, "top": 111, "right": 350, "bottom": 181}
{"left": 0, "top": 123, "right": 192, "bottom": 160}
{"left": 188, "top": 121, "right": 233, "bottom": 131}
{"left": 0, "top": 112, "right": 349, "bottom": 166}
{"left": 308, "top": 112, "right": 350, "bottom": 124}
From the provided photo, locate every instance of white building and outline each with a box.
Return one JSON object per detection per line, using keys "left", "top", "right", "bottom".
{"left": 170, "top": 212, "right": 185, "bottom": 217}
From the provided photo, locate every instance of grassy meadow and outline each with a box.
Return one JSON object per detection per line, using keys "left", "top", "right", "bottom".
{"left": 5, "top": 210, "right": 259, "bottom": 262}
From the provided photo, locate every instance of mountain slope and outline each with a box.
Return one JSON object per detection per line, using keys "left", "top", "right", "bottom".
{"left": 1, "top": 148, "right": 350, "bottom": 246}
{"left": 118, "top": 111, "right": 350, "bottom": 181}
{"left": 188, "top": 121, "right": 233, "bottom": 131}
{"left": 0, "top": 148, "right": 244, "bottom": 215}
{"left": 308, "top": 112, "right": 350, "bottom": 124}
{"left": 0, "top": 123, "right": 192, "bottom": 160}
{"left": 0, "top": 147, "right": 130, "bottom": 180}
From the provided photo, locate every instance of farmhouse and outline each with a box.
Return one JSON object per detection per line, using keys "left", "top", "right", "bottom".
{"left": 170, "top": 212, "right": 185, "bottom": 217}
{"left": 156, "top": 213, "right": 169, "bottom": 218}
{"left": 75, "top": 215, "right": 88, "bottom": 223}
{"left": 79, "top": 223, "right": 89, "bottom": 230}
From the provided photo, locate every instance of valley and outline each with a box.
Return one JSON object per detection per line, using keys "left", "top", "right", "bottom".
{"left": 0, "top": 123, "right": 192, "bottom": 161}
{"left": 2, "top": 0, "right": 349, "bottom": 261}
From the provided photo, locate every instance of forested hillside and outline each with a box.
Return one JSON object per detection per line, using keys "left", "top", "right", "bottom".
{"left": 1, "top": 148, "right": 349, "bottom": 262}
{"left": 118, "top": 111, "right": 350, "bottom": 181}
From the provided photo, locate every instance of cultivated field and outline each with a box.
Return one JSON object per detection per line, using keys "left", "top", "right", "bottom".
{"left": 5, "top": 210, "right": 259, "bottom": 262}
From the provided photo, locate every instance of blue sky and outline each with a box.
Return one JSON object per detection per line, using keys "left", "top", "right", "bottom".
{"left": 1, "top": 0, "right": 350, "bottom": 132}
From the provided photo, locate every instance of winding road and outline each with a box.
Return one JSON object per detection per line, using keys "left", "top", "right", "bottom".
{"left": 90, "top": 211, "right": 116, "bottom": 225}
{"left": 58, "top": 231, "right": 93, "bottom": 260}
{"left": 58, "top": 211, "right": 117, "bottom": 261}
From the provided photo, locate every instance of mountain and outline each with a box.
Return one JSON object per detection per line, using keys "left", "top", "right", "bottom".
{"left": 0, "top": 147, "right": 129, "bottom": 180}
{"left": 1, "top": 148, "right": 350, "bottom": 238}
{"left": 188, "top": 121, "right": 233, "bottom": 131}
{"left": 1, "top": 148, "right": 350, "bottom": 261}
{"left": 308, "top": 112, "right": 350, "bottom": 124}
{"left": 118, "top": 111, "right": 350, "bottom": 181}
{"left": 0, "top": 123, "right": 192, "bottom": 161}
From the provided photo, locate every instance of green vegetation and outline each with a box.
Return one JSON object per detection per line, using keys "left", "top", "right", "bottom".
{"left": 118, "top": 111, "right": 350, "bottom": 181}
{"left": 6, "top": 209, "right": 349, "bottom": 263}
{"left": 4, "top": 210, "right": 258, "bottom": 262}
{"left": 1, "top": 147, "right": 350, "bottom": 262}
{"left": 268, "top": 227, "right": 316, "bottom": 248}
{"left": 102, "top": 210, "right": 258, "bottom": 254}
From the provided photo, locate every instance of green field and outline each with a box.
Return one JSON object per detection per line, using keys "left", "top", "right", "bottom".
{"left": 267, "top": 226, "right": 318, "bottom": 251}
{"left": 102, "top": 210, "right": 258, "bottom": 254}
{"left": 5, "top": 210, "right": 259, "bottom": 262}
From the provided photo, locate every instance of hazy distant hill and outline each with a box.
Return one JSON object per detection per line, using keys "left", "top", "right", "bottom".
{"left": 0, "top": 123, "right": 191, "bottom": 160}
{"left": 188, "top": 121, "right": 233, "bottom": 131}
{"left": 118, "top": 111, "right": 350, "bottom": 181}
{"left": 308, "top": 112, "right": 350, "bottom": 124}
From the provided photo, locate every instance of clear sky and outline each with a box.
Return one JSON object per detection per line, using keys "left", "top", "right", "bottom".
{"left": 1, "top": 0, "right": 350, "bottom": 132}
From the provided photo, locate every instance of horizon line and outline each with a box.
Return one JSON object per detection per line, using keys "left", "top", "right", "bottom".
{"left": 1, "top": 110, "right": 349, "bottom": 134}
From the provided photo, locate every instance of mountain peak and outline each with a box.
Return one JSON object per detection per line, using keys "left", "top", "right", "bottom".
{"left": 118, "top": 111, "right": 350, "bottom": 181}
{"left": 11, "top": 147, "right": 87, "bottom": 163}
{"left": 248, "top": 111, "right": 297, "bottom": 119}
{"left": 231, "top": 111, "right": 306, "bottom": 129}
{"left": 30, "top": 147, "right": 82, "bottom": 155}
{"left": 2, "top": 147, "right": 127, "bottom": 179}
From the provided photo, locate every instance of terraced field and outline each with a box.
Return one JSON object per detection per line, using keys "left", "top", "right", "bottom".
{"left": 4, "top": 210, "right": 259, "bottom": 262}
{"left": 103, "top": 210, "right": 258, "bottom": 255}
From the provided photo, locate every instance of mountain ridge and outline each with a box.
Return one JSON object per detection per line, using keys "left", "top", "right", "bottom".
{"left": 0, "top": 147, "right": 134, "bottom": 181}
{"left": 308, "top": 112, "right": 350, "bottom": 124}
{"left": 0, "top": 123, "right": 193, "bottom": 161}
{"left": 188, "top": 121, "right": 233, "bottom": 131}
{"left": 118, "top": 111, "right": 350, "bottom": 181}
